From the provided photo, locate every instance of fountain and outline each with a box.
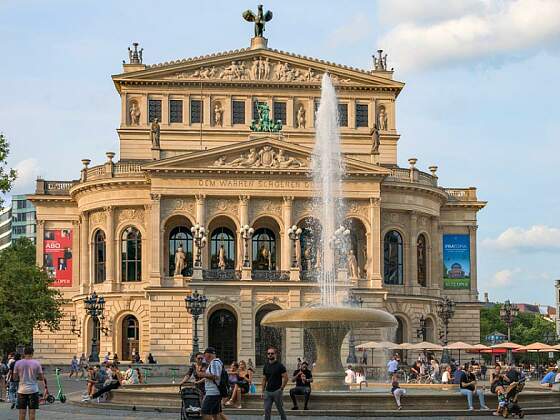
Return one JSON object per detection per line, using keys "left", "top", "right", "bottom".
{"left": 262, "top": 74, "right": 397, "bottom": 390}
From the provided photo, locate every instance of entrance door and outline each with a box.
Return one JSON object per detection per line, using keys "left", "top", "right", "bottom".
{"left": 121, "top": 315, "right": 139, "bottom": 361}
{"left": 208, "top": 309, "right": 237, "bottom": 365}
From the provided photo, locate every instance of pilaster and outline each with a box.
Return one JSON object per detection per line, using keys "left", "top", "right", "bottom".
{"left": 149, "top": 194, "right": 162, "bottom": 286}
{"left": 36, "top": 219, "right": 45, "bottom": 269}
{"left": 105, "top": 206, "right": 116, "bottom": 290}
{"left": 281, "top": 196, "right": 293, "bottom": 271}
{"left": 79, "top": 213, "right": 90, "bottom": 293}
{"left": 368, "top": 198, "right": 382, "bottom": 288}
{"left": 307, "top": 97, "right": 315, "bottom": 129}
{"left": 238, "top": 195, "right": 250, "bottom": 270}
{"left": 72, "top": 219, "right": 80, "bottom": 290}
{"left": 431, "top": 217, "right": 442, "bottom": 292}
{"left": 409, "top": 211, "right": 418, "bottom": 291}
{"left": 195, "top": 194, "right": 207, "bottom": 269}
{"left": 286, "top": 288, "right": 301, "bottom": 367}
{"left": 239, "top": 287, "right": 254, "bottom": 362}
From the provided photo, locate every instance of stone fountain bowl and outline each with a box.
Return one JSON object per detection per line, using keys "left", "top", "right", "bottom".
{"left": 261, "top": 306, "right": 397, "bottom": 390}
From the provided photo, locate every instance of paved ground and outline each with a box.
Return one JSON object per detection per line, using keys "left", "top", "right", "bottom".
{"left": 1, "top": 373, "right": 557, "bottom": 419}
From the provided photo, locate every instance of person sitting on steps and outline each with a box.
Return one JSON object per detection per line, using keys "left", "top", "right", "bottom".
{"left": 290, "top": 360, "right": 313, "bottom": 411}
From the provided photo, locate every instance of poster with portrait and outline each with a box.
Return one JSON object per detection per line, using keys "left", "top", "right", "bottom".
{"left": 43, "top": 229, "right": 73, "bottom": 287}
{"left": 443, "top": 234, "right": 470, "bottom": 290}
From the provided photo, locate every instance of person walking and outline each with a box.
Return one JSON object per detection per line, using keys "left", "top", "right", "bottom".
{"left": 69, "top": 355, "right": 79, "bottom": 379}
{"left": 387, "top": 356, "right": 399, "bottom": 381}
{"left": 79, "top": 353, "right": 88, "bottom": 378}
{"left": 262, "top": 347, "right": 288, "bottom": 420}
{"left": 7, "top": 353, "right": 21, "bottom": 408}
{"left": 13, "top": 347, "right": 44, "bottom": 420}
{"left": 458, "top": 364, "right": 489, "bottom": 411}
{"left": 197, "top": 347, "right": 228, "bottom": 420}
{"left": 289, "top": 360, "right": 313, "bottom": 410}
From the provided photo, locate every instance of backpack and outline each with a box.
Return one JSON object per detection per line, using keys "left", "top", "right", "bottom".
{"left": 210, "top": 359, "right": 230, "bottom": 398}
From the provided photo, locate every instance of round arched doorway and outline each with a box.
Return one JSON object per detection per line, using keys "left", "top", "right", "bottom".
{"left": 208, "top": 308, "right": 237, "bottom": 364}
{"left": 121, "top": 315, "right": 139, "bottom": 361}
{"left": 255, "top": 305, "right": 284, "bottom": 366}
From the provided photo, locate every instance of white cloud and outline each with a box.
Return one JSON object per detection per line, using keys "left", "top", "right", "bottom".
{"left": 327, "top": 13, "right": 373, "bottom": 48}
{"left": 378, "top": 0, "right": 488, "bottom": 26}
{"left": 12, "top": 158, "right": 40, "bottom": 195}
{"left": 488, "top": 268, "right": 522, "bottom": 287}
{"left": 483, "top": 225, "right": 560, "bottom": 252}
{"left": 377, "top": 0, "right": 560, "bottom": 72}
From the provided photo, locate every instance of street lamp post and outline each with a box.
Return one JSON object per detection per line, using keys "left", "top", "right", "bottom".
{"left": 191, "top": 224, "right": 207, "bottom": 268}
{"left": 185, "top": 290, "right": 208, "bottom": 362}
{"left": 287, "top": 225, "right": 302, "bottom": 268}
{"left": 240, "top": 225, "right": 255, "bottom": 268}
{"left": 84, "top": 292, "right": 109, "bottom": 363}
{"left": 499, "top": 300, "right": 519, "bottom": 364}
{"left": 436, "top": 296, "right": 455, "bottom": 364}
{"left": 416, "top": 315, "right": 427, "bottom": 342}
{"left": 70, "top": 315, "right": 81, "bottom": 337}
{"left": 330, "top": 225, "right": 351, "bottom": 268}
{"left": 343, "top": 292, "right": 363, "bottom": 364}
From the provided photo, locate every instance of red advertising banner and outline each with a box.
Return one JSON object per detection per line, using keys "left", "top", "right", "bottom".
{"left": 43, "top": 229, "right": 73, "bottom": 287}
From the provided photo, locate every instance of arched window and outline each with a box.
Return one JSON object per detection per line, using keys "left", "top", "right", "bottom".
{"left": 208, "top": 309, "right": 237, "bottom": 364}
{"left": 425, "top": 317, "right": 435, "bottom": 343}
{"left": 121, "top": 227, "right": 142, "bottom": 282}
{"left": 417, "top": 234, "right": 427, "bottom": 287}
{"left": 121, "top": 315, "right": 139, "bottom": 361}
{"left": 384, "top": 230, "right": 403, "bottom": 285}
{"left": 395, "top": 316, "right": 406, "bottom": 344}
{"left": 210, "top": 227, "right": 235, "bottom": 269}
{"left": 252, "top": 228, "right": 276, "bottom": 270}
{"left": 255, "top": 305, "right": 283, "bottom": 365}
{"left": 169, "top": 226, "right": 193, "bottom": 276}
{"left": 298, "top": 218, "right": 322, "bottom": 273}
{"left": 94, "top": 230, "right": 106, "bottom": 283}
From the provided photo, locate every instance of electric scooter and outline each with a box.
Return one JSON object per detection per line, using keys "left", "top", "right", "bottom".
{"left": 54, "top": 368, "right": 67, "bottom": 403}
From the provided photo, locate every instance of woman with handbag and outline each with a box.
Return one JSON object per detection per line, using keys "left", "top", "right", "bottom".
{"left": 225, "top": 360, "right": 252, "bottom": 409}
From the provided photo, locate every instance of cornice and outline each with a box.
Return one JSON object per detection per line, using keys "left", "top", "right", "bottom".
{"left": 381, "top": 182, "right": 449, "bottom": 202}
{"left": 70, "top": 178, "right": 149, "bottom": 198}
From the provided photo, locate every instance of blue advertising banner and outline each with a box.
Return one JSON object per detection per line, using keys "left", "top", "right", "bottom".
{"left": 443, "top": 234, "right": 471, "bottom": 290}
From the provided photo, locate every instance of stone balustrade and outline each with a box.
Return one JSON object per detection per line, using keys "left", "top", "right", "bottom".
{"left": 445, "top": 187, "right": 478, "bottom": 201}
{"left": 35, "top": 179, "right": 78, "bottom": 195}
{"left": 385, "top": 167, "right": 438, "bottom": 187}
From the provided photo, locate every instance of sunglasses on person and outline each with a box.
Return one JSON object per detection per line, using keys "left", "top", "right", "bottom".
{"left": 267, "top": 352, "right": 276, "bottom": 356}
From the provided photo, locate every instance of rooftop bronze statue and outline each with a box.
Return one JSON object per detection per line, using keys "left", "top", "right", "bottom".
{"left": 242, "top": 4, "right": 273, "bottom": 38}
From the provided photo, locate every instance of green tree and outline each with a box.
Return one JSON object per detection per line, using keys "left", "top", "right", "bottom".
{"left": 480, "top": 303, "right": 556, "bottom": 345}
{"left": 0, "top": 133, "right": 17, "bottom": 207}
{"left": 0, "top": 238, "right": 64, "bottom": 354}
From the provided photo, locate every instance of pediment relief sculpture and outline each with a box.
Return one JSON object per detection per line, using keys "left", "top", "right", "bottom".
{"left": 170, "top": 58, "right": 352, "bottom": 84}
{"left": 211, "top": 146, "right": 306, "bottom": 169}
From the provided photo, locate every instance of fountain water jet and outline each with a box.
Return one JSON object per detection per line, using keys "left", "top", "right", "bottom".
{"left": 262, "top": 74, "right": 397, "bottom": 390}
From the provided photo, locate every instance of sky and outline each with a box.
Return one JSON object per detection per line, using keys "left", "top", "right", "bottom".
{"left": 1, "top": 0, "right": 559, "bottom": 305}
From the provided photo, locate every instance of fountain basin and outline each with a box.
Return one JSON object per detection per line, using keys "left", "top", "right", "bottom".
{"left": 261, "top": 307, "right": 397, "bottom": 390}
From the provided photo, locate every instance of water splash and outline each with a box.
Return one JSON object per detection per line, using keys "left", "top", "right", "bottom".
{"left": 312, "top": 74, "right": 345, "bottom": 306}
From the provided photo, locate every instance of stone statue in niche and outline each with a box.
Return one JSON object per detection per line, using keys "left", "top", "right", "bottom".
{"left": 129, "top": 101, "right": 141, "bottom": 125}
{"left": 378, "top": 106, "right": 388, "bottom": 131}
{"left": 347, "top": 249, "right": 359, "bottom": 279}
{"left": 174, "top": 245, "right": 186, "bottom": 276}
{"left": 256, "top": 245, "right": 272, "bottom": 270}
{"left": 297, "top": 104, "right": 306, "bottom": 128}
{"left": 150, "top": 118, "right": 160, "bottom": 149}
{"left": 218, "top": 244, "right": 226, "bottom": 271}
{"left": 303, "top": 245, "right": 313, "bottom": 271}
{"left": 370, "top": 124, "right": 380, "bottom": 154}
{"left": 214, "top": 104, "right": 223, "bottom": 127}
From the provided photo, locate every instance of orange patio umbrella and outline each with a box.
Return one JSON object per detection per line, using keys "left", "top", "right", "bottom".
{"left": 490, "top": 342, "right": 522, "bottom": 350}
{"left": 444, "top": 342, "right": 474, "bottom": 364}
{"left": 516, "top": 342, "right": 558, "bottom": 352}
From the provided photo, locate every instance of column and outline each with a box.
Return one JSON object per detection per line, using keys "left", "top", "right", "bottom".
{"left": 431, "top": 217, "right": 442, "bottom": 291}
{"left": 368, "top": 198, "right": 382, "bottom": 288}
{"left": 121, "top": 93, "right": 128, "bottom": 127}
{"left": 281, "top": 196, "right": 293, "bottom": 271}
{"left": 202, "top": 96, "right": 211, "bottom": 128}
{"left": 36, "top": 220, "right": 45, "bottom": 268}
{"left": 79, "top": 213, "right": 90, "bottom": 293}
{"left": 287, "top": 98, "right": 294, "bottom": 128}
{"left": 238, "top": 287, "right": 254, "bottom": 362}
{"left": 409, "top": 211, "right": 418, "bottom": 290}
{"left": 140, "top": 93, "right": 148, "bottom": 126}
{"left": 238, "top": 195, "right": 250, "bottom": 278}
{"left": 307, "top": 97, "right": 315, "bottom": 129}
{"left": 149, "top": 194, "right": 162, "bottom": 286}
{"left": 72, "top": 220, "right": 80, "bottom": 290}
{"left": 469, "top": 225, "right": 478, "bottom": 301}
{"left": 224, "top": 95, "right": 232, "bottom": 127}
{"left": 349, "top": 99, "right": 356, "bottom": 129}
{"left": 195, "top": 194, "right": 207, "bottom": 268}
{"left": 162, "top": 94, "right": 169, "bottom": 126}
{"left": 104, "top": 206, "right": 116, "bottom": 290}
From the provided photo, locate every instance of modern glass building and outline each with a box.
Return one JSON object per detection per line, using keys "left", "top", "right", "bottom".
{"left": 11, "top": 194, "right": 36, "bottom": 245}
{"left": 0, "top": 205, "right": 12, "bottom": 250}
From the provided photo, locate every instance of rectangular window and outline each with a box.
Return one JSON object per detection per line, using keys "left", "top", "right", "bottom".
{"left": 190, "top": 99, "right": 203, "bottom": 124}
{"left": 14, "top": 213, "right": 27, "bottom": 222}
{"left": 148, "top": 99, "right": 162, "bottom": 122}
{"left": 338, "top": 103, "right": 348, "bottom": 127}
{"left": 169, "top": 100, "right": 183, "bottom": 123}
{"left": 232, "top": 100, "right": 245, "bottom": 124}
{"left": 273, "top": 102, "right": 287, "bottom": 125}
{"left": 13, "top": 225, "right": 26, "bottom": 235}
{"left": 16, "top": 200, "right": 27, "bottom": 209}
{"left": 356, "top": 104, "right": 369, "bottom": 127}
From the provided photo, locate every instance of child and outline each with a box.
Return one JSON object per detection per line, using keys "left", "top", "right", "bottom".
{"left": 391, "top": 373, "right": 406, "bottom": 410}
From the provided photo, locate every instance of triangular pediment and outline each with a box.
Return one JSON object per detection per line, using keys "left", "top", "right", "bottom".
{"left": 113, "top": 48, "right": 403, "bottom": 91}
{"left": 143, "top": 135, "right": 391, "bottom": 176}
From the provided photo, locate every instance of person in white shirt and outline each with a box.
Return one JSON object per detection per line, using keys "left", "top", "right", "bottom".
{"left": 355, "top": 367, "right": 367, "bottom": 389}
{"left": 344, "top": 365, "right": 355, "bottom": 385}
{"left": 387, "top": 357, "right": 399, "bottom": 381}
{"left": 441, "top": 366, "right": 452, "bottom": 384}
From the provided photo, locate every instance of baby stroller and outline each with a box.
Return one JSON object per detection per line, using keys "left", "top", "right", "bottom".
{"left": 500, "top": 378, "right": 526, "bottom": 418}
{"left": 180, "top": 384, "right": 202, "bottom": 419}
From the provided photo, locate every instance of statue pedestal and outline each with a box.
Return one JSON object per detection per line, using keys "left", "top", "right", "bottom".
{"left": 242, "top": 267, "right": 252, "bottom": 281}
{"left": 290, "top": 267, "right": 300, "bottom": 281}
{"left": 250, "top": 36, "right": 268, "bottom": 50}
{"left": 371, "top": 152, "right": 380, "bottom": 165}
{"left": 173, "top": 275, "right": 184, "bottom": 287}
{"left": 151, "top": 147, "right": 161, "bottom": 160}
{"left": 337, "top": 268, "right": 348, "bottom": 283}
{"left": 192, "top": 267, "right": 203, "bottom": 281}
